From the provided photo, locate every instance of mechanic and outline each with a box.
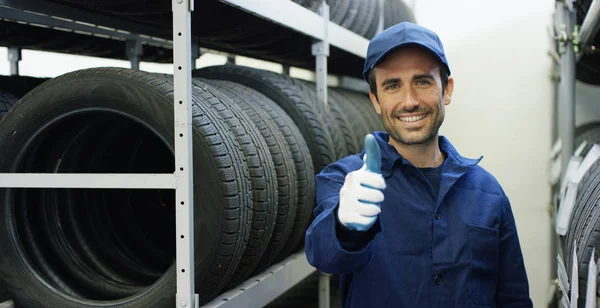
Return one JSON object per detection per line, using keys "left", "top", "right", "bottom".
{"left": 304, "top": 21, "right": 533, "bottom": 307}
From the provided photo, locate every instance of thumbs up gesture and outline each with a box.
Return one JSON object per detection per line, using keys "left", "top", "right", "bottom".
{"left": 337, "top": 134, "right": 387, "bottom": 231}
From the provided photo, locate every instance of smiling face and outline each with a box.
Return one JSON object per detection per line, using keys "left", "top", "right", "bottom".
{"left": 369, "top": 46, "right": 454, "bottom": 146}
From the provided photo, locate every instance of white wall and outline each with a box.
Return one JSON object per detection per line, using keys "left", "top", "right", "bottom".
{"left": 413, "top": 0, "right": 555, "bottom": 306}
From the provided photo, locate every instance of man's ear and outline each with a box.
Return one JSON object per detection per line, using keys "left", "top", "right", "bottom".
{"left": 443, "top": 76, "right": 454, "bottom": 106}
{"left": 369, "top": 91, "right": 382, "bottom": 115}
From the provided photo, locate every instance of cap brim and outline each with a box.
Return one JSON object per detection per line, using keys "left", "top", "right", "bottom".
{"left": 365, "top": 42, "right": 451, "bottom": 80}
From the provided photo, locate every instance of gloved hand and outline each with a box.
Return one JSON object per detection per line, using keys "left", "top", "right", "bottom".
{"left": 337, "top": 134, "right": 386, "bottom": 231}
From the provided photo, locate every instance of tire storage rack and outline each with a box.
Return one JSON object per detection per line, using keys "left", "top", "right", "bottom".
{"left": 550, "top": 0, "right": 600, "bottom": 307}
{"left": 0, "top": 0, "right": 415, "bottom": 307}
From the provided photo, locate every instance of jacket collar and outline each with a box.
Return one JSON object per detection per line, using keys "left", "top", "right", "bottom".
{"left": 368, "top": 131, "right": 482, "bottom": 178}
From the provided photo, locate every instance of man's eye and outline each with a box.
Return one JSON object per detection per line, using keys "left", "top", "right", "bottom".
{"left": 385, "top": 84, "right": 398, "bottom": 90}
{"left": 416, "top": 80, "right": 430, "bottom": 86}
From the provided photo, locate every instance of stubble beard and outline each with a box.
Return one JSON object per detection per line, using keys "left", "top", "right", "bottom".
{"left": 382, "top": 102, "right": 445, "bottom": 146}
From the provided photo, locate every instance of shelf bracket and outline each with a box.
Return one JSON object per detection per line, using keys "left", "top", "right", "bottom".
{"left": 311, "top": 0, "right": 330, "bottom": 107}
{"left": 126, "top": 39, "right": 143, "bottom": 70}
{"left": 7, "top": 47, "right": 21, "bottom": 76}
{"left": 172, "top": 0, "right": 198, "bottom": 307}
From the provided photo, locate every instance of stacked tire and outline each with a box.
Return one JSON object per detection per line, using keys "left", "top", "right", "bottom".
{"left": 559, "top": 122, "right": 600, "bottom": 306}
{"left": 0, "top": 65, "right": 382, "bottom": 307}
{"left": 293, "top": 0, "right": 416, "bottom": 39}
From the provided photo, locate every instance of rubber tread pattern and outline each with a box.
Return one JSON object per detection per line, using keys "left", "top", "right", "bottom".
{"left": 197, "top": 78, "right": 297, "bottom": 285}
{"left": 0, "top": 67, "right": 253, "bottom": 307}
{"left": 194, "top": 65, "right": 336, "bottom": 173}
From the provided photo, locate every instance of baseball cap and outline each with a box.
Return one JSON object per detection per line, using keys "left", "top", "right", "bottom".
{"left": 362, "top": 22, "right": 451, "bottom": 82}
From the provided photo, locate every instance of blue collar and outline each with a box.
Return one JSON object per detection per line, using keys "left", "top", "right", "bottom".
{"left": 366, "top": 131, "right": 482, "bottom": 178}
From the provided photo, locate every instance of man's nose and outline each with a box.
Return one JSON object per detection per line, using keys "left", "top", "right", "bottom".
{"left": 401, "top": 88, "right": 419, "bottom": 110}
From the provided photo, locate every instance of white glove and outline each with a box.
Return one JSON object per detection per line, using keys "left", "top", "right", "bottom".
{"left": 337, "top": 134, "right": 386, "bottom": 231}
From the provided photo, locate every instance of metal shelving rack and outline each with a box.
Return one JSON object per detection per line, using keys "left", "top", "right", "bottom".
{"left": 0, "top": 0, "right": 371, "bottom": 307}
{"left": 549, "top": 0, "right": 600, "bottom": 306}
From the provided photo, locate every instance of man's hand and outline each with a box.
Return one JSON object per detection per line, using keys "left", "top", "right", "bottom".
{"left": 337, "top": 134, "right": 387, "bottom": 231}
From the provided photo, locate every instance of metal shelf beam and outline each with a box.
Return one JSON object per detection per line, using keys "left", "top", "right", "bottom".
{"left": 201, "top": 252, "right": 316, "bottom": 308}
{"left": 0, "top": 173, "right": 175, "bottom": 189}
{"left": 219, "top": 0, "right": 368, "bottom": 58}
{"left": 0, "top": 0, "right": 171, "bottom": 48}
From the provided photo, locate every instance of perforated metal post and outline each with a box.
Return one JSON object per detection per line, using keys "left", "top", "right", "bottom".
{"left": 7, "top": 47, "right": 20, "bottom": 76}
{"left": 312, "top": 1, "right": 329, "bottom": 107}
{"left": 313, "top": 1, "right": 332, "bottom": 307}
{"left": 126, "top": 39, "right": 143, "bottom": 70}
{"left": 172, "top": 0, "right": 197, "bottom": 307}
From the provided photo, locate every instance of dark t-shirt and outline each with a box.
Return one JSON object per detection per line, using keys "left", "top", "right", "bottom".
{"left": 418, "top": 163, "right": 444, "bottom": 196}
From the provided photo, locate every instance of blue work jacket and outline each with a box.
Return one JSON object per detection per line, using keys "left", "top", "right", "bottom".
{"left": 305, "top": 131, "right": 532, "bottom": 308}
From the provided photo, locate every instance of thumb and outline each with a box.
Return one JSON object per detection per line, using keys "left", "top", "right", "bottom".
{"left": 364, "top": 134, "right": 382, "bottom": 174}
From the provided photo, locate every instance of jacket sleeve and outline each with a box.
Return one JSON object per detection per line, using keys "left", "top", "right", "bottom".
{"left": 496, "top": 195, "right": 533, "bottom": 308}
{"left": 304, "top": 160, "right": 382, "bottom": 275}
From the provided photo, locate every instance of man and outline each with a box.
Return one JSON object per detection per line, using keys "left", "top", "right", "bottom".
{"left": 304, "top": 22, "right": 532, "bottom": 307}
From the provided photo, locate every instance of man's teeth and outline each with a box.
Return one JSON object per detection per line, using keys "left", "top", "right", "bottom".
{"left": 398, "top": 114, "right": 426, "bottom": 122}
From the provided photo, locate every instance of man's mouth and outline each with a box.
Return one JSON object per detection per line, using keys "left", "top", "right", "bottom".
{"left": 397, "top": 114, "right": 427, "bottom": 122}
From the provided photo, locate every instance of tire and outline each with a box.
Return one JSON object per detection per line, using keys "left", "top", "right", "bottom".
{"left": 334, "top": 88, "right": 384, "bottom": 134}
{"left": 384, "top": 0, "right": 416, "bottom": 30}
{"left": 575, "top": 122, "right": 600, "bottom": 157}
{"left": 297, "top": 80, "right": 349, "bottom": 160}
{"left": 0, "top": 67, "right": 252, "bottom": 307}
{"left": 329, "top": 0, "right": 351, "bottom": 25}
{"left": 193, "top": 65, "right": 336, "bottom": 173}
{"left": 209, "top": 80, "right": 315, "bottom": 265}
{"left": 0, "top": 91, "right": 18, "bottom": 121}
{"left": 365, "top": 0, "right": 382, "bottom": 39}
{"left": 563, "top": 158, "right": 600, "bottom": 307}
{"left": 330, "top": 88, "right": 370, "bottom": 153}
{"left": 191, "top": 78, "right": 280, "bottom": 288}
{"left": 195, "top": 78, "right": 296, "bottom": 285}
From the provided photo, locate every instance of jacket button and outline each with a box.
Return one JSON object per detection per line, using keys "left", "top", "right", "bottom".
{"left": 434, "top": 212, "right": 441, "bottom": 220}
{"left": 434, "top": 276, "right": 443, "bottom": 285}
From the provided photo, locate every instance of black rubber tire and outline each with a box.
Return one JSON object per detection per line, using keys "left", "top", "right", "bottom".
{"left": 191, "top": 78, "right": 280, "bottom": 287}
{"left": 0, "top": 67, "right": 252, "bottom": 307}
{"left": 296, "top": 80, "right": 349, "bottom": 160}
{"left": 575, "top": 122, "right": 600, "bottom": 157}
{"left": 330, "top": 88, "right": 369, "bottom": 154}
{"left": 384, "top": 0, "right": 417, "bottom": 30}
{"left": 216, "top": 80, "right": 315, "bottom": 265}
{"left": 0, "top": 91, "right": 18, "bottom": 121}
{"left": 356, "top": 0, "right": 377, "bottom": 38}
{"left": 193, "top": 65, "right": 336, "bottom": 173}
{"left": 335, "top": 88, "right": 384, "bottom": 134}
{"left": 340, "top": 0, "right": 360, "bottom": 35}
{"left": 365, "top": 0, "right": 382, "bottom": 39}
{"left": 564, "top": 158, "right": 600, "bottom": 307}
{"left": 196, "top": 78, "right": 297, "bottom": 286}
{"left": 298, "top": 80, "right": 357, "bottom": 157}
{"left": 329, "top": 0, "right": 351, "bottom": 25}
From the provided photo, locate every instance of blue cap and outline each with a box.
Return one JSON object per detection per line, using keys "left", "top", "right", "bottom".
{"left": 362, "top": 22, "right": 451, "bottom": 82}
